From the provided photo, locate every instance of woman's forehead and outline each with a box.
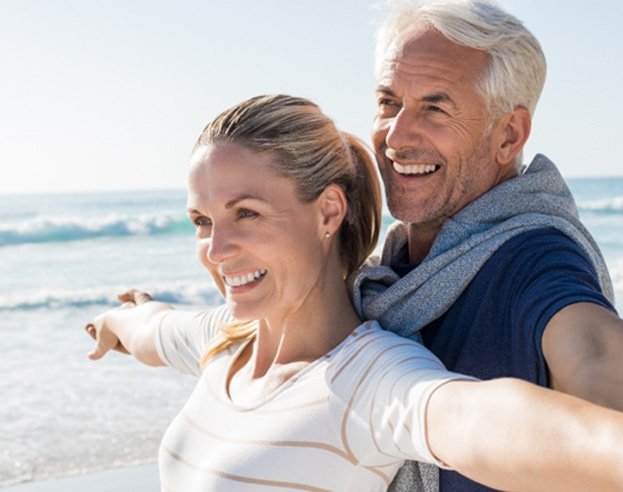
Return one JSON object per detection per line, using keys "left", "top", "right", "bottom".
{"left": 187, "top": 143, "right": 298, "bottom": 211}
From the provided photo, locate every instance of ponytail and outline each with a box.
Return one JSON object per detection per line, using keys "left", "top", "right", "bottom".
{"left": 338, "top": 132, "right": 382, "bottom": 277}
{"left": 195, "top": 95, "right": 383, "bottom": 365}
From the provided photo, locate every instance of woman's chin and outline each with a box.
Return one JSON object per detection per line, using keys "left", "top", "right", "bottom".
{"left": 226, "top": 301, "right": 261, "bottom": 322}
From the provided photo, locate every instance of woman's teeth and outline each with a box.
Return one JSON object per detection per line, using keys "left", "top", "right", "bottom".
{"left": 224, "top": 269, "right": 267, "bottom": 287}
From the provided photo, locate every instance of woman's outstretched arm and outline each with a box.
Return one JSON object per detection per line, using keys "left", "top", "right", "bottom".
{"left": 85, "top": 290, "right": 173, "bottom": 366}
{"left": 427, "top": 378, "right": 623, "bottom": 491}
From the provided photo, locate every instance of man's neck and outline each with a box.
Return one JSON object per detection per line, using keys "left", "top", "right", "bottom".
{"left": 407, "top": 222, "right": 441, "bottom": 264}
{"left": 404, "top": 164, "right": 523, "bottom": 264}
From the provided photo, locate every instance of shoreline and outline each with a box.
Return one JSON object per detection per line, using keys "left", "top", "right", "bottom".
{"left": 2, "top": 463, "right": 160, "bottom": 491}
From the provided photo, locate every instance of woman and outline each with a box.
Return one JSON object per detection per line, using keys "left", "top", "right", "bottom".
{"left": 86, "top": 95, "right": 623, "bottom": 491}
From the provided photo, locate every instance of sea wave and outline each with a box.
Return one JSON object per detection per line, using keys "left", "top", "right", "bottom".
{"left": 610, "top": 259, "right": 623, "bottom": 303}
{"left": 0, "top": 280, "right": 222, "bottom": 312}
{"left": 0, "top": 212, "right": 193, "bottom": 247}
{"left": 578, "top": 196, "right": 623, "bottom": 214}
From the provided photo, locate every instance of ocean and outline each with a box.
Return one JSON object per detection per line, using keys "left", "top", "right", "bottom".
{"left": 1, "top": 179, "right": 622, "bottom": 486}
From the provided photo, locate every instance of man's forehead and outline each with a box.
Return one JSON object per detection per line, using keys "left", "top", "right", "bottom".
{"left": 378, "top": 29, "right": 489, "bottom": 83}
{"left": 382, "top": 27, "right": 427, "bottom": 64}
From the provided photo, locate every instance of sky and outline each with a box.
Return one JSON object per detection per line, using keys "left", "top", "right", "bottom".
{"left": 1, "top": 0, "right": 622, "bottom": 195}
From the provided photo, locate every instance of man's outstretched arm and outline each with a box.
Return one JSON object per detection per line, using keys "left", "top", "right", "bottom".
{"left": 543, "top": 302, "right": 623, "bottom": 410}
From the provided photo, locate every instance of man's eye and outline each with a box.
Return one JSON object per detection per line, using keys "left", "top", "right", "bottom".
{"left": 377, "top": 98, "right": 401, "bottom": 116}
{"left": 237, "top": 209, "right": 258, "bottom": 220}
{"left": 378, "top": 98, "right": 399, "bottom": 107}
{"left": 425, "top": 105, "right": 447, "bottom": 114}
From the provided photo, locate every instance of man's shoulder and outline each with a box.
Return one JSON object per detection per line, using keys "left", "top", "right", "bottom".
{"left": 463, "top": 226, "right": 598, "bottom": 302}
{"left": 484, "top": 226, "right": 588, "bottom": 267}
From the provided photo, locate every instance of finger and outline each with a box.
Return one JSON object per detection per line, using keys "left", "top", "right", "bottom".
{"left": 130, "top": 289, "right": 153, "bottom": 305}
{"left": 84, "top": 323, "right": 96, "bottom": 340}
{"left": 117, "top": 289, "right": 153, "bottom": 305}
{"left": 87, "top": 331, "right": 116, "bottom": 360}
{"left": 117, "top": 291, "right": 134, "bottom": 303}
{"left": 88, "top": 341, "right": 108, "bottom": 360}
{"left": 88, "top": 334, "right": 117, "bottom": 360}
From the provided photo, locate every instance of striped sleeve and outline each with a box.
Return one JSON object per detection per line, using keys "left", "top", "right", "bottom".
{"left": 152, "top": 304, "right": 233, "bottom": 376}
{"left": 367, "top": 356, "right": 473, "bottom": 468}
{"left": 333, "top": 325, "right": 477, "bottom": 468}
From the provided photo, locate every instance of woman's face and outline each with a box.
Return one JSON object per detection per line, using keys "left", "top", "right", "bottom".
{"left": 187, "top": 142, "right": 331, "bottom": 323}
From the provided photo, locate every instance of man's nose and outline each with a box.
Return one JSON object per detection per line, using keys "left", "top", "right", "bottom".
{"left": 385, "top": 109, "right": 424, "bottom": 151}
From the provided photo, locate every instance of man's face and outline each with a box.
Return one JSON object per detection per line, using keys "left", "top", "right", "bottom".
{"left": 372, "top": 29, "right": 504, "bottom": 228}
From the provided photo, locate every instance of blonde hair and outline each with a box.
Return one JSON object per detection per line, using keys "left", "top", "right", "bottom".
{"left": 196, "top": 94, "right": 382, "bottom": 366}
{"left": 201, "top": 320, "right": 257, "bottom": 365}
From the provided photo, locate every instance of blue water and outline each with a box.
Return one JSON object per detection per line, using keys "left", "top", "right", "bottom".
{"left": 1, "top": 181, "right": 622, "bottom": 485}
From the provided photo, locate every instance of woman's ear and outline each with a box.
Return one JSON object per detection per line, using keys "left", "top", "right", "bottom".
{"left": 493, "top": 106, "right": 532, "bottom": 167}
{"left": 317, "top": 183, "right": 348, "bottom": 238}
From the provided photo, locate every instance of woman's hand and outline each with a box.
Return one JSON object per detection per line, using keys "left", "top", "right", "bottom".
{"left": 85, "top": 289, "right": 168, "bottom": 364}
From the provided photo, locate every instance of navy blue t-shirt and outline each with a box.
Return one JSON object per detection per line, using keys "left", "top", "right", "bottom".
{"left": 394, "top": 228, "right": 616, "bottom": 492}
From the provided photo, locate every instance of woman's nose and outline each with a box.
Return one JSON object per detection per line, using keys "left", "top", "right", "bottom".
{"left": 206, "top": 226, "right": 238, "bottom": 264}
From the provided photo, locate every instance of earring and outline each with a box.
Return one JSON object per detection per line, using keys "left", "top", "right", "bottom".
{"left": 324, "top": 232, "right": 331, "bottom": 238}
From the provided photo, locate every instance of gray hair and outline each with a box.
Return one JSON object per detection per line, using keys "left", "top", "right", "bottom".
{"left": 375, "top": 0, "right": 547, "bottom": 118}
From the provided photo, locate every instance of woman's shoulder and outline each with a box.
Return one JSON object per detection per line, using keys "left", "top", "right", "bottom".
{"left": 326, "top": 320, "right": 452, "bottom": 423}
{"left": 348, "top": 320, "right": 425, "bottom": 349}
{"left": 330, "top": 320, "right": 440, "bottom": 374}
{"left": 193, "top": 303, "right": 235, "bottom": 329}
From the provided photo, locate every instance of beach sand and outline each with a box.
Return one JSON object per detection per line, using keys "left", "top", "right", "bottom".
{"left": 2, "top": 464, "right": 160, "bottom": 491}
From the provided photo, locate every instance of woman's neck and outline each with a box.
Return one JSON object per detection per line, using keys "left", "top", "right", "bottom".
{"left": 226, "top": 278, "right": 360, "bottom": 406}
{"left": 251, "top": 280, "right": 360, "bottom": 377}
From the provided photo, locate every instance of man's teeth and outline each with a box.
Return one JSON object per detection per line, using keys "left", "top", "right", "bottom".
{"left": 393, "top": 162, "right": 438, "bottom": 175}
{"left": 224, "top": 269, "right": 267, "bottom": 287}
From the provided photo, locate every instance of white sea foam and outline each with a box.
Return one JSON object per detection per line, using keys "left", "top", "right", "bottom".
{"left": 0, "top": 279, "right": 222, "bottom": 311}
{"left": 609, "top": 259, "right": 623, "bottom": 312}
{"left": 578, "top": 196, "right": 623, "bottom": 213}
{"left": 0, "top": 212, "right": 190, "bottom": 247}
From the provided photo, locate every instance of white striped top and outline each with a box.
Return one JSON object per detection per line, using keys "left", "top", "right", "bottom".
{"left": 153, "top": 306, "right": 470, "bottom": 491}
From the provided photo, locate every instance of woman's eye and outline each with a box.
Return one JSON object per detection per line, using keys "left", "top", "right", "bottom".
{"left": 193, "top": 216, "right": 212, "bottom": 227}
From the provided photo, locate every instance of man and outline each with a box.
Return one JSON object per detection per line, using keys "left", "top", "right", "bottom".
{"left": 350, "top": 1, "right": 623, "bottom": 490}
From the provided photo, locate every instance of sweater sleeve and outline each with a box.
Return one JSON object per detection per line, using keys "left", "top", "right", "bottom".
{"left": 152, "top": 304, "right": 233, "bottom": 376}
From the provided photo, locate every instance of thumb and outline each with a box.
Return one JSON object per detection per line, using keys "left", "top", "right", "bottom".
{"left": 88, "top": 340, "right": 108, "bottom": 360}
{"left": 87, "top": 332, "right": 116, "bottom": 360}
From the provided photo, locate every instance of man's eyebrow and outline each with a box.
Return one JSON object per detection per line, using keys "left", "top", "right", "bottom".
{"left": 422, "top": 91, "right": 457, "bottom": 108}
{"left": 375, "top": 85, "right": 396, "bottom": 96}
{"left": 420, "top": 91, "right": 457, "bottom": 109}
{"left": 376, "top": 87, "right": 457, "bottom": 108}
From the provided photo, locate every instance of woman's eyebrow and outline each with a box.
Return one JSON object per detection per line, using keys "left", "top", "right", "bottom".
{"left": 187, "top": 195, "right": 271, "bottom": 215}
{"left": 224, "top": 195, "right": 270, "bottom": 209}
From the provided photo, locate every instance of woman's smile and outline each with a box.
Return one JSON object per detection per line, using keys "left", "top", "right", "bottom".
{"left": 187, "top": 142, "right": 330, "bottom": 323}
{"left": 222, "top": 269, "right": 268, "bottom": 289}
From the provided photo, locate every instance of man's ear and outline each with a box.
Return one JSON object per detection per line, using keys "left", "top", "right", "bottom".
{"left": 493, "top": 106, "right": 532, "bottom": 167}
{"left": 317, "top": 183, "right": 348, "bottom": 238}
